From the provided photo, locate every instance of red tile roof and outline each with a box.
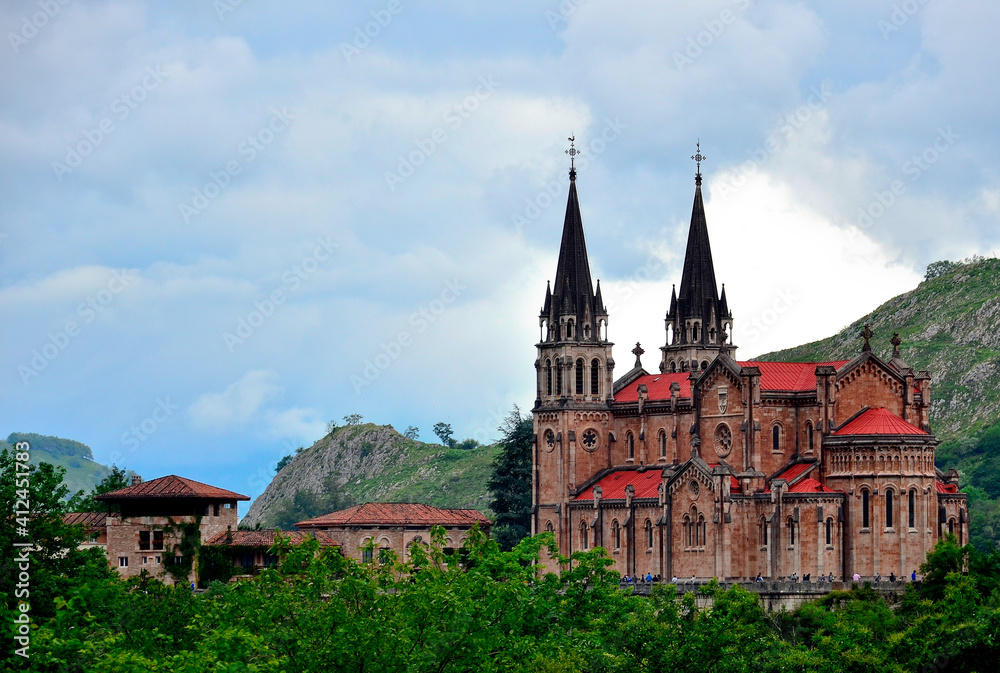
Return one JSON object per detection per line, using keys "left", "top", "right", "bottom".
{"left": 95, "top": 475, "right": 250, "bottom": 501}
{"left": 575, "top": 469, "right": 662, "bottom": 501}
{"left": 773, "top": 462, "right": 814, "bottom": 483}
{"left": 834, "top": 407, "right": 928, "bottom": 436}
{"left": 202, "top": 529, "right": 338, "bottom": 548}
{"left": 63, "top": 511, "right": 108, "bottom": 530}
{"left": 706, "top": 464, "right": 741, "bottom": 491}
{"left": 936, "top": 481, "right": 959, "bottom": 494}
{"left": 738, "top": 361, "right": 850, "bottom": 391}
{"left": 616, "top": 373, "right": 692, "bottom": 402}
{"left": 296, "top": 503, "right": 490, "bottom": 529}
{"left": 788, "top": 478, "right": 840, "bottom": 494}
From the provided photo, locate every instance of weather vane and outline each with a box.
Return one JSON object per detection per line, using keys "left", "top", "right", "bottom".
{"left": 566, "top": 134, "right": 581, "bottom": 178}
{"left": 691, "top": 140, "right": 706, "bottom": 184}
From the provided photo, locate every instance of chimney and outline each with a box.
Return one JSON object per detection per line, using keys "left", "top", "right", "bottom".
{"left": 131, "top": 475, "right": 143, "bottom": 486}
{"left": 226, "top": 525, "right": 233, "bottom": 544}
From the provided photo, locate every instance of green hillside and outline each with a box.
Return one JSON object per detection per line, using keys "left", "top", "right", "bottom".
{"left": 2, "top": 433, "right": 113, "bottom": 498}
{"left": 759, "top": 256, "right": 1000, "bottom": 550}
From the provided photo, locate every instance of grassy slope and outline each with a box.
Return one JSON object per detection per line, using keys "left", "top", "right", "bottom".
{"left": 1, "top": 438, "right": 112, "bottom": 499}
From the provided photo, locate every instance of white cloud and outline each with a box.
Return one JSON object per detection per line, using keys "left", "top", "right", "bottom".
{"left": 188, "top": 370, "right": 282, "bottom": 431}
{"left": 264, "top": 407, "right": 327, "bottom": 445}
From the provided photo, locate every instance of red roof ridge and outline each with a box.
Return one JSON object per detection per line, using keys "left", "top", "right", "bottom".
{"left": 834, "top": 407, "right": 928, "bottom": 436}
{"left": 296, "top": 502, "right": 491, "bottom": 528}
{"left": 96, "top": 474, "right": 250, "bottom": 501}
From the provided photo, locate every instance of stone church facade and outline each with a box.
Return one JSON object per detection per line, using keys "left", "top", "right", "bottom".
{"left": 532, "top": 149, "right": 968, "bottom": 581}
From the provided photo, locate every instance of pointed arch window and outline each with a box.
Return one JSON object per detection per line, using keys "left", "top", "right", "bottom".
{"left": 627, "top": 433, "right": 635, "bottom": 460}
{"left": 683, "top": 515, "right": 692, "bottom": 548}
{"left": 612, "top": 520, "right": 621, "bottom": 549}
{"left": 591, "top": 358, "right": 600, "bottom": 395}
{"left": 787, "top": 517, "right": 796, "bottom": 546}
{"left": 645, "top": 519, "right": 653, "bottom": 548}
{"left": 556, "top": 364, "right": 562, "bottom": 396}
{"left": 545, "top": 521, "right": 554, "bottom": 533}
{"left": 772, "top": 425, "right": 782, "bottom": 453}
{"left": 760, "top": 517, "right": 769, "bottom": 546}
{"left": 581, "top": 521, "right": 589, "bottom": 549}
{"left": 659, "top": 431, "right": 667, "bottom": 458}
{"left": 692, "top": 323, "right": 700, "bottom": 341}
{"left": 566, "top": 319, "right": 574, "bottom": 339}
{"left": 825, "top": 517, "right": 833, "bottom": 545}
{"left": 908, "top": 489, "right": 916, "bottom": 528}
{"left": 698, "top": 515, "right": 706, "bottom": 547}
{"left": 575, "top": 358, "right": 584, "bottom": 395}
{"left": 545, "top": 359, "right": 552, "bottom": 396}
{"left": 806, "top": 422, "right": 814, "bottom": 453}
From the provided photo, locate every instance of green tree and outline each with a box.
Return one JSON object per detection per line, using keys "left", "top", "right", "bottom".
{"left": 275, "top": 454, "right": 293, "bottom": 473}
{"left": 67, "top": 464, "right": 131, "bottom": 512}
{"left": 404, "top": 425, "right": 419, "bottom": 440}
{"left": 487, "top": 406, "right": 533, "bottom": 550}
{"left": 433, "top": 422, "right": 455, "bottom": 447}
{"left": 343, "top": 413, "right": 363, "bottom": 426}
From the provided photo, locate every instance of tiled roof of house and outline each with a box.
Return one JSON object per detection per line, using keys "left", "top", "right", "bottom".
{"left": 296, "top": 503, "right": 491, "bottom": 529}
{"left": 202, "top": 529, "right": 338, "bottom": 548}
{"left": 95, "top": 475, "right": 250, "bottom": 501}
{"left": 575, "top": 469, "right": 662, "bottom": 501}
{"left": 738, "top": 361, "right": 850, "bottom": 391}
{"left": 615, "top": 373, "right": 692, "bottom": 402}
{"left": 834, "top": 407, "right": 928, "bottom": 436}
{"left": 772, "top": 462, "right": 815, "bottom": 483}
{"left": 63, "top": 511, "right": 108, "bottom": 530}
{"left": 787, "top": 478, "right": 841, "bottom": 494}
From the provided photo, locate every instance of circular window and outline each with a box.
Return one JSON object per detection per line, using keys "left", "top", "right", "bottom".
{"left": 714, "top": 423, "right": 733, "bottom": 458}
{"left": 543, "top": 429, "right": 555, "bottom": 452}
{"left": 689, "top": 480, "right": 701, "bottom": 499}
{"left": 581, "top": 428, "right": 599, "bottom": 452}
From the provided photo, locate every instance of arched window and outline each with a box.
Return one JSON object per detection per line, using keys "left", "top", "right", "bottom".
{"left": 772, "top": 424, "right": 781, "bottom": 453}
{"left": 575, "top": 358, "right": 584, "bottom": 395}
{"left": 545, "top": 521, "right": 554, "bottom": 533}
{"left": 861, "top": 489, "right": 870, "bottom": 529}
{"left": 701, "top": 360, "right": 708, "bottom": 370}
{"left": 948, "top": 518, "right": 955, "bottom": 535}
{"left": 806, "top": 422, "right": 814, "bottom": 453}
{"left": 645, "top": 519, "right": 653, "bottom": 548}
{"left": 612, "top": 520, "right": 621, "bottom": 549}
{"left": 693, "top": 323, "right": 700, "bottom": 341}
{"left": 581, "top": 521, "right": 589, "bottom": 550}
{"left": 683, "top": 515, "right": 692, "bottom": 547}
{"left": 886, "top": 490, "right": 894, "bottom": 528}
{"left": 698, "top": 515, "right": 706, "bottom": 547}
{"left": 787, "top": 517, "right": 796, "bottom": 546}
{"left": 909, "top": 489, "right": 916, "bottom": 528}
{"left": 760, "top": 517, "right": 768, "bottom": 546}
{"left": 545, "top": 359, "right": 552, "bottom": 396}
{"left": 566, "top": 319, "right": 574, "bottom": 339}
{"left": 556, "top": 363, "right": 562, "bottom": 397}
{"left": 659, "top": 431, "right": 667, "bottom": 458}
{"left": 591, "top": 358, "right": 600, "bottom": 395}
{"left": 627, "top": 433, "right": 635, "bottom": 460}
{"left": 825, "top": 517, "right": 833, "bottom": 545}
{"left": 669, "top": 360, "right": 677, "bottom": 372}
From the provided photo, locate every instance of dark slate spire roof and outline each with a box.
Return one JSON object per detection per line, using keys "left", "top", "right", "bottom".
{"left": 541, "top": 171, "right": 606, "bottom": 341}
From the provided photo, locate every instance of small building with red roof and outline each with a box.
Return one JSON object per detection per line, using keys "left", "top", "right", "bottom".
{"left": 296, "top": 502, "right": 490, "bottom": 564}
{"left": 95, "top": 474, "right": 249, "bottom": 584}
{"left": 531, "top": 152, "right": 967, "bottom": 583}
{"left": 201, "top": 528, "right": 339, "bottom": 575}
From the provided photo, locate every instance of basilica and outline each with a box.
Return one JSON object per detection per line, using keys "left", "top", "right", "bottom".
{"left": 531, "top": 145, "right": 968, "bottom": 581}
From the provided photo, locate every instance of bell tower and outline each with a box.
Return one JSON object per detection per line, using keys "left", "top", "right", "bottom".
{"left": 533, "top": 137, "right": 615, "bottom": 551}
{"left": 661, "top": 142, "right": 734, "bottom": 374}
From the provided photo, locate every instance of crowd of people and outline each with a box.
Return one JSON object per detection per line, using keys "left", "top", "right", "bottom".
{"left": 620, "top": 570, "right": 923, "bottom": 585}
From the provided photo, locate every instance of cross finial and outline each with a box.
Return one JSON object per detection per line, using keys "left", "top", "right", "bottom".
{"left": 565, "top": 134, "right": 581, "bottom": 180}
{"left": 632, "top": 341, "right": 645, "bottom": 368}
{"left": 860, "top": 323, "right": 874, "bottom": 352}
{"left": 891, "top": 331, "right": 902, "bottom": 357}
{"left": 691, "top": 140, "right": 706, "bottom": 186}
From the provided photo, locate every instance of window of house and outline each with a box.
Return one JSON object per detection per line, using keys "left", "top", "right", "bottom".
{"left": 153, "top": 530, "right": 164, "bottom": 550}
{"left": 224, "top": 502, "right": 234, "bottom": 509}
{"left": 362, "top": 548, "right": 374, "bottom": 564}
{"left": 825, "top": 518, "right": 832, "bottom": 546}
{"left": 545, "top": 521, "right": 554, "bottom": 533}
{"left": 139, "top": 531, "right": 150, "bottom": 551}
{"left": 581, "top": 522, "right": 588, "bottom": 549}
{"left": 645, "top": 519, "right": 653, "bottom": 548}
{"left": 214, "top": 503, "right": 220, "bottom": 517}
{"left": 772, "top": 425, "right": 781, "bottom": 453}
{"left": 787, "top": 517, "right": 795, "bottom": 546}
{"left": 627, "top": 433, "right": 635, "bottom": 460}
{"left": 683, "top": 515, "right": 692, "bottom": 548}
{"left": 806, "top": 422, "right": 814, "bottom": 452}
{"left": 174, "top": 556, "right": 185, "bottom": 566}
{"left": 862, "top": 489, "right": 870, "bottom": 529}
{"left": 556, "top": 365, "right": 562, "bottom": 396}
{"left": 886, "top": 490, "right": 894, "bottom": 528}
{"left": 89, "top": 532, "right": 100, "bottom": 543}
{"left": 240, "top": 552, "right": 254, "bottom": 569}
{"left": 591, "top": 358, "right": 600, "bottom": 396}
{"left": 576, "top": 358, "right": 584, "bottom": 395}
{"left": 545, "top": 359, "right": 552, "bottom": 396}
{"left": 566, "top": 320, "right": 574, "bottom": 339}
{"left": 697, "top": 515, "right": 706, "bottom": 547}
{"left": 760, "top": 519, "right": 768, "bottom": 546}
{"left": 379, "top": 548, "right": 391, "bottom": 565}
{"left": 118, "top": 556, "right": 128, "bottom": 568}
{"left": 660, "top": 431, "right": 667, "bottom": 458}
{"left": 948, "top": 519, "right": 954, "bottom": 535}
{"left": 263, "top": 553, "right": 278, "bottom": 568}
{"left": 613, "top": 520, "right": 621, "bottom": 549}
{"left": 142, "top": 556, "right": 148, "bottom": 564}
{"left": 693, "top": 323, "right": 700, "bottom": 341}
{"left": 155, "top": 556, "right": 161, "bottom": 564}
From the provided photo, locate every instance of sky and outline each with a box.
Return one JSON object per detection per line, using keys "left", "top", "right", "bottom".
{"left": 2, "top": 0, "right": 998, "bottom": 513}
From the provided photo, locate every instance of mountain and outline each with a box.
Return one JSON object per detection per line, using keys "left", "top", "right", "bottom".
{"left": 758, "top": 257, "right": 1000, "bottom": 442}
{"left": 242, "top": 423, "right": 498, "bottom": 529}
{"left": 759, "top": 256, "right": 1000, "bottom": 550}
{"left": 2, "top": 432, "right": 115, "bottom": 497}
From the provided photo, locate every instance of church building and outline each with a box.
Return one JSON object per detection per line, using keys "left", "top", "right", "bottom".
{"left": 532, "top": 142, "right": 968, "bottom": 581}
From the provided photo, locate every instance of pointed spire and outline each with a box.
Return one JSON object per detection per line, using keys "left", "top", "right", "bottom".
{"left": 594, "top": 279, "right": 605, "bottom": 314}
{"left": 719, "top": 283, "right": 729, "bottom": 318}
{"left": 675, "top": 153, "right": 721, "bottom": 330}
